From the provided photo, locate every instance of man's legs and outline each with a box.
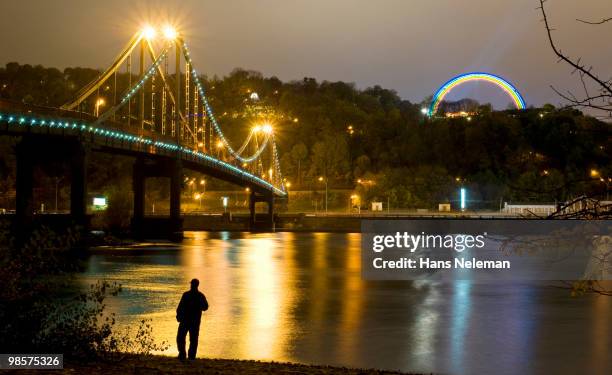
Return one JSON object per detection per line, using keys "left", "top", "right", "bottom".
{"left": 177, "top": 322, "right": 189, "bottom": 360}
{"left": 187, "top": 322, "right": 200, "bottom": 360}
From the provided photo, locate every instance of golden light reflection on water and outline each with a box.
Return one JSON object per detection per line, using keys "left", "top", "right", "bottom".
{"left": 234, "top": 234, "right": 296, "bottom": 360}
{"left": 337, "top": 233, "right": 365, "bottom": 363}
{"left": 308, "top": 232, "right": 330, "bottom": 340}
{"left": 83, "top": 231, "right": 301, "bottom": 361}
{"left": 79, "top": 232, "right": 612, "bottom": 373}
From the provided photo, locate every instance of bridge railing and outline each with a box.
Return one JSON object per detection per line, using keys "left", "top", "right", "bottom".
{"left": 1, "top": 98, "right": 181, "bottom": 150}
{"left": 0, "top": 98, "right": 285, "bottom": 196}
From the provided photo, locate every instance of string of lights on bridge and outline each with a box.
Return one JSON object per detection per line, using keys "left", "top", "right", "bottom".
{"left": 0, "top": 112, "right": 286, "bottom": 196}
{"left": 181, "top": 39, "right": 279, "bottom": 166}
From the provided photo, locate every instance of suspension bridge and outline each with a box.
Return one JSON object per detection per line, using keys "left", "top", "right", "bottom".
{"left": 0, "top": 26, "right": 287, "bottom": 239}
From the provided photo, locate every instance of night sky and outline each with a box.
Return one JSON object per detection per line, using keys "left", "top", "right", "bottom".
{"left": 1, "top": 0, "right": 611, "bottom": 108}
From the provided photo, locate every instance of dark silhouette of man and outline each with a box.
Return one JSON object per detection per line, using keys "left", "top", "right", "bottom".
{"left": 176, "top": 278, "right": 209, "bottom": 360}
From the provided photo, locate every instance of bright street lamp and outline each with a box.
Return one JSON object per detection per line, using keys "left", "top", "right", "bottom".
{"left": 142, "top": 25, "right": 156, "bottom": 40}
{"left": 319, "top": 176, "right": 328, "bottom": 214}
{"left": 222, "top": 196, "right": 229, "bottom": 213}
{"left": 163, "top": 25, "right": 178, "bottom": 40}
{"left": 94, "top": 98, "right": 105, "bottom": 116}
{"left": 603, "top": 178, "right": 611, "bottom": 201}
{"left": 216, "top": 140, "right": 224, "bottom": 158}
{"left": 262, "top": 123, "right": 273, "bottom": 134}
{"left": 349, "top": 194, "right": 359, "bottom": 213}
{"left": 200, "top": 179, "right": 206, "bottom": 195}
{"left": 194, "top": 193, "right": 202, "bottom": 210}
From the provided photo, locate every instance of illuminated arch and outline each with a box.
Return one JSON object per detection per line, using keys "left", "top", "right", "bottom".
{"left": 428, "top": 72, "right": 526, "bottom": 117}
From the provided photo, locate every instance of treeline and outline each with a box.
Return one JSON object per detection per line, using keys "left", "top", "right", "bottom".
{"left": 199, "top": 68, "right": 610, "bottom": 207}
{"left": 1, "top": 63, "right": 610, "bottom": 208}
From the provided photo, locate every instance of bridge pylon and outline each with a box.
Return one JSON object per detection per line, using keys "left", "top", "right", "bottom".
{"left": 15, "top": 136, "right": 89, "bottom": 241}
{"left": 131, "top": 157, "right": 183, "bottom": 241}
{"left": 248, "top": 190, "right": 275, "bottom": 231}
{"left": 2, "top": 27, "right": 288, "bottom": 241}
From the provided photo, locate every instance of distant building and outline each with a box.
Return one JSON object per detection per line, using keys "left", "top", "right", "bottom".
{"left": 439, "top": 98, "right": 480, "bottom": 114}
{"left": 445, "top": 111, "right": 475, "bottom": 118}
{"left": 502, "top": 202, "right": 557, "bottom": 216}
{"left": 438, "top": 203, "right": 451, "bottom": 212}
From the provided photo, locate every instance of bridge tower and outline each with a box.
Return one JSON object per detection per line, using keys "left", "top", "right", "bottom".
{"left": 5, "top": 26, "right": 287, "bottom": 240}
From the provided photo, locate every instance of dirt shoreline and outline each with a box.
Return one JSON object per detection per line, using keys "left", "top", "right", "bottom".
{"left": 9, "top": 354, "right": 422, "bottom": 374}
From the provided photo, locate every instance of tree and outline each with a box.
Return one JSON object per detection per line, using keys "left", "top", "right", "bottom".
{"left": 539, "top": 0, "right": 612, "bottom": 118}
{"left": 309, "top": 133, "right": 350, "bottom": 180}
{"left": 353, "top": 155, "right": 372, "bottom": 178}
{"left": 290, "top": 142, "right": 308, "bottom": 185}
{"left": 538, "top": 0, "right": 612, "bottom": 296}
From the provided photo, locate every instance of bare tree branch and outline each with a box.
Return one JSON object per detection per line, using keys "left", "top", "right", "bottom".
{"left": 550, "top": 86, "right": 612, "bottom": 112}
{"left": 539, "top": 0, "right": 612, "bottom": 116}
{"left": 577, "top": 17, "right": 612, "bottom": 25}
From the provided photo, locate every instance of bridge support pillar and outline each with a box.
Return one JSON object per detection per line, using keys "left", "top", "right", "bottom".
{"left": 15, "top": 140, "right": 35, "bottom": 230}
{"left": 170, "top": 159, "right": 182, "bottom": 227}
{"left": 249, "top": 190, "right": 275, "bottom": 232}
{"left": 14, "top": 137, "right": 89, "bottom": 244}
{"left": 69, "top": 144, "right": 88, "bottom": 223}
{"left": 131, "top": 157, "right": 183, "bottom": 241}
{"left": 132, "top": 158, "right": 146, "bottom": 224}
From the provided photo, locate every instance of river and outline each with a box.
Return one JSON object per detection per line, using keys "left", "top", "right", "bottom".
{"left": 78, "top": 231, "right": 611, "bottom": 375}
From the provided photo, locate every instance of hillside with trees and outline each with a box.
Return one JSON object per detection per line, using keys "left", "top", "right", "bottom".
{"left": 1, "top": 63, "right": 610, "bottom": 209}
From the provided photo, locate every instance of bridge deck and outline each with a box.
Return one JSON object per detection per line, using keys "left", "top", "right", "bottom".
{"left": 0, "top": 99, "right": 285, "bottom": 197}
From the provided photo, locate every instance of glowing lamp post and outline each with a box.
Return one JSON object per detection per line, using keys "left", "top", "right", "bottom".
{"left": 349, "top": 194, "right": 360, "bottom": 214}
{"left": 94, "top": 98, "right": 105, "bottom": 117}
{"left": 216, "top": 140, "right": 224, "bottom": 158}
{"left": 319, "top": 176, "right": 328, "bottom": 214}
{"left": 194, "top": 193, "right": 202, "bottom": 210}
{"left": 222, "top": 196, "right": 229, "bottom": 213}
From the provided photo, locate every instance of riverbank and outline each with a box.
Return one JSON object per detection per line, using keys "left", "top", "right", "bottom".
{"left": 182, "top": 211, "right": 522, "bottom": 233}
{"left": 24, "top": 354, "right": 416, "bottom": 374}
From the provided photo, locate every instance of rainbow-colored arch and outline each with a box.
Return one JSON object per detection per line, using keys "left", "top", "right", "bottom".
{"left": 428, "top": 72, "right": 526, "bottom": 117}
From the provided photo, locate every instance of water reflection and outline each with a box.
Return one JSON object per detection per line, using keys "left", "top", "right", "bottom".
{"left": 80, "top": 232, "right": 612, "bottom": 374}
{"left": 450, "top": 280, "right": 471, "bottom": 374}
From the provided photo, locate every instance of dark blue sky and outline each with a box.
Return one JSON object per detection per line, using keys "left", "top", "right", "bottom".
{"left": 1, "top": 0, "right": 611, "bottom": 109}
